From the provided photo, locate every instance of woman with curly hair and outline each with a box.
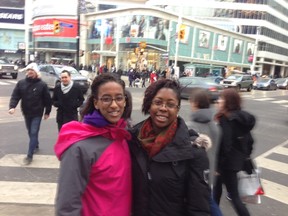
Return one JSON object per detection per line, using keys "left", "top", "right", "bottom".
{"left": 129, "top": 79, "right": 210, "bottom": 216}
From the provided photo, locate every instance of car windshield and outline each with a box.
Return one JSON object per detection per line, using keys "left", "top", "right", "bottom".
{"left": 226, "top": 75, "right": 241, "bottom": 80}
{"left": 258, "top": 78, "right": 269, "bottom": 83}
{"left": 179, "top": 78, "right": 203, "bottom": 86}
{"left": 0, "top": 58, "right": 11, "bottom": 64}
{"left": 54, "top": 66, "right": 80, "bottom": 75}
{"left": 276, "top": 78, "right": 286, "bottom": 84}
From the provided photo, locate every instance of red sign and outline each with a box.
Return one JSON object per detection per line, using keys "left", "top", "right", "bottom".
{"left": 33, "top": 18, "right": 77, "bottom": 38}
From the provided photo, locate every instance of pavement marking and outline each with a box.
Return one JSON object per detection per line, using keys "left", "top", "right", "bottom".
{"left": 255, "top": 157, "right": 288, "bottom": 175}
{"left": 253, "top": 98, "right": 275, "bottom": 101}
{"left": 271, "top": 100, "right": 288, "bottom": 104}
{"left": 0, "top": 154, "right": 59, "bottom": 169}
{"left": 261, "top": 179, "right": 288, "bottom": 205}
{"left": 0, "top": 81, "right": 10, "bottom": 85}
{"left": 6, "top": 80, "right": 18, "bottom": 84}
{"left": 0, "top": 181, "right": 56, "bottom": 205}
{"left": 273, "top": 146, "right": 288, "bottom": 156}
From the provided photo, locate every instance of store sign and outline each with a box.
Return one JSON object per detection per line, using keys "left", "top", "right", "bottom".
{"left": 0, "top": 8, "right": 24, "bottom": 24}
{"left": 33, "top": 18, "right": 77, "bottom": 38}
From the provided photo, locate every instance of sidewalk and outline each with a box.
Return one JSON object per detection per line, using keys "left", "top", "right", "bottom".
{"left": 0, "top": 204, "right": 54, "bottom": 216}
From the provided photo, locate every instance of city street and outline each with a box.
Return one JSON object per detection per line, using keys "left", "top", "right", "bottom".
{"left": 0, "top": 72, "right": 288, "bottom": 215}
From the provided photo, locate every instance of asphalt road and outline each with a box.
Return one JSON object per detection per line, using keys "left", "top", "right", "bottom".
{"left": 0, "top": 72, "right": 287, "bottom": 215}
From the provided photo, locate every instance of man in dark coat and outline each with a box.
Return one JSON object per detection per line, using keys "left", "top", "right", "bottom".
{"left": 52, "top": 70, "right": 84, "bottom": 131}
{"left": 9, "top": 63, "right": 52, "bottom": 165}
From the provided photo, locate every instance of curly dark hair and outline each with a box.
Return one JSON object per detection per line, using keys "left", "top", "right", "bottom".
{"left": 142, "top": 79, "right": 181, "bottom": 115}
{"left": 80, "top": 74, "right": 131, "bottom": 120}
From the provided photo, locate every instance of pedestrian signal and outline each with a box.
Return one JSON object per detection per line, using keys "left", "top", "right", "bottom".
{"left": 179, "top": 29, "right": 185, "bottom": 40}
{"left": 54, "top": 21, "right": 60, "bottom": 34}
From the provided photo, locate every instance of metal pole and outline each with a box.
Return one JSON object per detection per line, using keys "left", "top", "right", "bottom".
{"left": 76, "top": 0, "right": 80, "bottom": 70}
{"left": 251, "top": 26, "right": 261, "bottom": 73}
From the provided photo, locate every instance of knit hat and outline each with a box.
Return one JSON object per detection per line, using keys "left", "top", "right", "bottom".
{"left": 25, "top": 63, "right": 40, "bottom": 77}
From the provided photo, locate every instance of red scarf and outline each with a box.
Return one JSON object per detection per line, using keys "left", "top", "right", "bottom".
{"left": 138, "top": 117, "right": 178, "bottom": 158}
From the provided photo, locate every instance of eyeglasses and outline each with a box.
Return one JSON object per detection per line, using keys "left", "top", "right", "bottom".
{"left": 99, "top": 95, "right": 125, "bottom": 105}
{"left": 152, "top": 100, "right": 179, "bottom": 109}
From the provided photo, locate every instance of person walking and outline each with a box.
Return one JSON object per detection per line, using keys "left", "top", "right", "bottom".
{"left": 188, "top": 89, "right": 223, "bottom": 216}
{"left": 54, "top": 74, "right": 132, "bottom": 216}
{"left": 128, "top": 79, "right": 210, "bottom": 216}
{"left": 149, "top": 70, "right": 157, "bottom": 84}
{"left": 213, "top": 88, "right": 256, "bottom": 216}
{"left": 8, "top": 62, "right": 52, "bottom": 165}
{"left": 52, "top": 70, "right": 85, "bottom": 131}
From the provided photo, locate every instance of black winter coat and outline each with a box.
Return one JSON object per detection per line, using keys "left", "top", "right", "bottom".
{"left": 217, "top": 110, "right": 256, "bottom": 172}
{"left": 52, "top": 83, "right": 84, "bottom": 124}
{"left": 9, "top": 77, "right": 52, "bottom": 117}
{"left": 129, "top": 117, "right": 210, "bottom": 216}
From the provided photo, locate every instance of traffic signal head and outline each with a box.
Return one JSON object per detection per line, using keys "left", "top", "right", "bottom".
{"left": 179, "top": 29, "right": 185, "bottom": 40}
{"left": 54, "top": 21, "right": 60, "bottom": 34}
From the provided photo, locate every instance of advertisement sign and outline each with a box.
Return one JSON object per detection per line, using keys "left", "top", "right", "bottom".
{"left": 33, "top": 18, "right": 77, "bottom": 38}
{"left": 0, "top": 8, "right": 24, "bottom": 24}
{"left": 0, "top": 29, "right": 24, "bottom": 50}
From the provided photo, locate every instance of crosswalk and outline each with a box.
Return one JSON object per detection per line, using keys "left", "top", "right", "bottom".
{"left": 0, "top": 80, "right": 18, "bottom": 86}
{"left": 0, "top": 141, "right": 288, "bottom": 206}
{"left": 241, "top": 95, "right": 288, "bottom": 108}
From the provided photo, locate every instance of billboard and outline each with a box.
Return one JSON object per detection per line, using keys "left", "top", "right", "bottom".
{"left": 0, "top": 8, "right": 24, "bottom": 24}
{"left": 0, "top": 29, "right": 24, "bottom": 50}
{"left": 33, "top": 18, "right": 77, "bottom": 38}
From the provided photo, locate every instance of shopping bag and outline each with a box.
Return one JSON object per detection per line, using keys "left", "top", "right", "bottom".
{"left": 238, "top": 168, "right": 264, "bottom": 204}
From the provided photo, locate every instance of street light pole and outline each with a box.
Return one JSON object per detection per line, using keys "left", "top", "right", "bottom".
{"left": 76, "top": 0, "right": 81, "bottom": 69}
{"left": 251, "top": 26, "right": 261, "bottom": 73}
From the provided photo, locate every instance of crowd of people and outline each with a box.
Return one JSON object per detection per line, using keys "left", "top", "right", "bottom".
{"left": 8, "top": 64, "right": 256, "bottom": 216}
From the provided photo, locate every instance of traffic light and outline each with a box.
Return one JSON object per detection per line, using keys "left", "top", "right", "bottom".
{"left": 179, "top": 28, "right": 185, "bottom": 40}
{"left": 53, "top": 21, "right": 60, "bottom": 34}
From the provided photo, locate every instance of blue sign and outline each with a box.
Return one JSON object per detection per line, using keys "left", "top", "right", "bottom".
{"left": 0, "top": 8, "right": 24, "bottom": 24}
{"left": 60, "top": 23, "right": 74, "bottom": 28}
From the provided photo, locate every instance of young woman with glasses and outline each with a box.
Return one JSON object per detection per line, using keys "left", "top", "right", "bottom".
{"left": 128, "top": 79, "right": 210, "bottom": 216}
{"left": 54, "top": 74, "right": 132, "bottom": 216}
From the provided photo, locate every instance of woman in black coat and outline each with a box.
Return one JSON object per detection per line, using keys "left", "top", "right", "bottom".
{"left": 129, "top": 79, "right": 210, "bottom": 216}
{"left": 213, "top": 88, "right": 256, "bottom": 216}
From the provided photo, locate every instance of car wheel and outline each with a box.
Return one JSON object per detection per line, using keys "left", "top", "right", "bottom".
{"left": 12, "top": 73, "right": 18, "bottom": 79}
{"left": 247, "top": 85, "right": 252, "bottom": 92}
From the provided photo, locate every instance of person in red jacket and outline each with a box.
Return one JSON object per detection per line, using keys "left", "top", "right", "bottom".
{"left": 149, "top": 70, "right": 157, "bottom": 84}
{"left": 54, "top": 74, "right": 133, "bottom": 216}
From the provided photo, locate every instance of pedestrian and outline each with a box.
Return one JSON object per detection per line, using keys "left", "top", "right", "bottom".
{"left": 128, "top": 79, "right": 210, "bottom": 216}
{"left": 8, "top": 62, "right": 52, "bottom": 165}
{"left": 52, "top": 70, "right": 85, "bottom": 131}
{"left": 54, "top": 73, "right": 132, "bottom": 216}
{"left": 128, "top": 68, "right": 135, "bottom": 87}
{"left": 213, "top": 88, "right": 256, "bottom": 216}
{"left": 188, "top": 89, "right": 223, "bottom": 216}
{"left": 149, "top": 70, "right": 157, "bottom": 84}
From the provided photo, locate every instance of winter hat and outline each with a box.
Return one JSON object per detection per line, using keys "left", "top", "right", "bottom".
{"left": 25, "top": 63, "right": 40, "bottom": 77}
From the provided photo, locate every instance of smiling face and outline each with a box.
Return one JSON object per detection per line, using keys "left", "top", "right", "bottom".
{"left": 60, "top": 71, "right": 72, "bottom": 86}
{"left": 149, "top": 88, "right": 179, "bottom": 133}
{"left": 94, "top": 82, "right": 126, "bottom": 124}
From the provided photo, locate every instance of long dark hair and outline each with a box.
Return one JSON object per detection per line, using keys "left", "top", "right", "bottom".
{"left": 80, "top": 74, "right": 131, "bottom": 120}
{"left": 142, "top": 79, "right": 181, "bottom": 115}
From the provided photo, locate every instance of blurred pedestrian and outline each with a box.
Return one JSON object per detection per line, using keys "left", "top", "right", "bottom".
{"left": 149, "top": 70, "right": 157, "bottom": 84}
{"left": 52, "top": 70, "right": 85, "bottom": 131}
{"left": 8, "top": 63, "right": 52, "bottom": 165}
{"left": 128, "top": 79, "right": 210, "bottom": 216}
{"left": 188, "top": 89, "right": 223, "bottom": 216}
{"left": 54, "top": 73, "right": 132, "bottom": 216}
{"left": 213, "top": 88, "right": 256, "bottom": 216}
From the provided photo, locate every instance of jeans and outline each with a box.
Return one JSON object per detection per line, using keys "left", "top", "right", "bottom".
{"left": 24, "top": 116, "right": 42, "bottom": 158}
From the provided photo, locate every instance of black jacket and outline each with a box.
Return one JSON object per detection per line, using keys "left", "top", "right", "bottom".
{"left": 129, "top": 117, "right": 210, "bottom": 216}
{"left": 217, "top": 110, "right": 256, "bottom": 172}
{"left": 9, "top": 77, "right": 52, "bottom": 117}
{"left": 52, "top": 83, "right": 84, "bottom": 123}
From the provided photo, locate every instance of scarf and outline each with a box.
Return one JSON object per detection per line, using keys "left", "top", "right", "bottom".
{"left": 61, "top": 80, "right": 74, "bottom": 94}
{"left": 83, "top": 110, "right": 110, "bottom": 127}
{"left": 138, "top": 117, "right": 178, "bottom": 158}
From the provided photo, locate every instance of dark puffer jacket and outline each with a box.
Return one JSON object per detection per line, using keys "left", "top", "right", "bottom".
{"left": 9, "top": 77, "right": 52, "bottom": 117}
{"left": 217, "top": 110, "right": 256, "bottom": 172}
{"left": 129, "top": 117, "right": 210, "bottom": 216}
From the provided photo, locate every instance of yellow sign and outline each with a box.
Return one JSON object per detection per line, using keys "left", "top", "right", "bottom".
{"left": 139, "top": 41, "right": 146, "bottom": 49}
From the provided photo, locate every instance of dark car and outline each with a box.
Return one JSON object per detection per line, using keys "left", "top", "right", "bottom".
{"left": 204, "top": 76, "right": 224, "bottom": 84}
{"left": 255, "top": 78, "right": 277, "bottom": 90}
{"left": 276, "top": 78, "right": 288, "bottom": 90}
{"left": 179, "top": 76, "right": 223, "bottom": 101}
{"left": 38, "top": 64, "right": 90, "bottom": 94}
{"left": 0, "top": 57, "right": 19, "bottom": 79}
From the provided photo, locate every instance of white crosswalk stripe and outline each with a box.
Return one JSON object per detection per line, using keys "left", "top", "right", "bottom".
{"left": 255, "top": 140, "right": 288, "bottom": 205}
{"left": 254, "top": 97, "right": 275, "bottom": 101}
{"left": 0, "top": 80, "right": 18, "bottom": 86}
{"left": 0, "top": 81, "right": 10, "bottom": 85}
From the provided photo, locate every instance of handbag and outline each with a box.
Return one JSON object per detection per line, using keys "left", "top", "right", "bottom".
{"left": 238, "top": 161, "right": 265, "bottom": 204}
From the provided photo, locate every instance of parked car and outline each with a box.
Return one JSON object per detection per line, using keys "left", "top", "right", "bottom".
{"left": 179, "top": 76, "right": 223, "bottom": 101}
{"left": 255, "top": 78, "right": 277, "bottom": 90}
{"left": 220, "top": 74, "right": 253, "bottom": 91}
{"left": 276, "top": 78, "right": 288, "bottom": 90}
{"left": 0, "top": 57, "right": 19, "bottom": 79}
{"left": 38, "top": 64, "right": 90, "bottom": 94}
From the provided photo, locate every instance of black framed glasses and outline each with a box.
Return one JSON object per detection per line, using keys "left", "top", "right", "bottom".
{"left": 99, "top": 95, "right": 126, "bottom": 105}
{"left": 151, "top": 100, "right": 179, "bottom": 109}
